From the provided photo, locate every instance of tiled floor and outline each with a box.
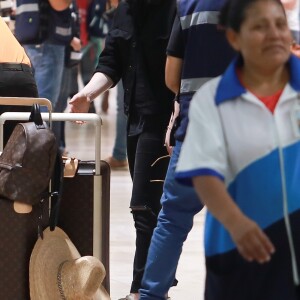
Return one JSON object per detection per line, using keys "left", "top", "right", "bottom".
{"left": 65, "top": 89, "right": 206, "bottom": 300}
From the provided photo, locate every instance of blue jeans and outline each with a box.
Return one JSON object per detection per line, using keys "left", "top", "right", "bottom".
{"left": 24, "top": 43, "right": 65, "bottom": 110}
{"left": 139, "top": 141, "right": 203, "bottom": 299}
{"left": 112, "top": 81, "right": 127, "bottom": 161}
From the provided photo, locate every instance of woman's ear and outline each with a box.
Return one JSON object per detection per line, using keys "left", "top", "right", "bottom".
{"left": 226, "top": 29, "right": 240, "bottom": 52}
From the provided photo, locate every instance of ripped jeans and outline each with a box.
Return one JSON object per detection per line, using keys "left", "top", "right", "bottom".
{"left": 127, "top": 129, "right": 169, "bottom": 293}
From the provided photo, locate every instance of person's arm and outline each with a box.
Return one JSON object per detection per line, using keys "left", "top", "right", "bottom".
{"left": 164, "top": 13, "right": 184, "bottom": 154}
{"left": 164, "top": 56, "right": 182, "bottom": 154}
{"left": 165, "top": 56, "right": 182, "bottom": 94}
{"left": 165, "top": 13, "right": 184, "bottom": 93}
{"left": 69, "top": 72, "right": 113, "bottom": 113}
{"left": 281, "top": 0, "right": 297, "bottom": 10}
{"left": 48, "top": 0, "right": 72, "bottom": 11}
{"left": 70, "top": 4, "right": 122, "bottom": 114}
{"left": 192, "top": 175, "right": 275, "bottom": 263}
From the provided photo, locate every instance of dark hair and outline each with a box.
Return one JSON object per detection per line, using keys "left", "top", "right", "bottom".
{"left": 219, "top": 0, "right": 285, "bottom": 32}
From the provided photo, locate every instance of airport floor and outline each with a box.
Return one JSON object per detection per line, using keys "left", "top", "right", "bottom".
{"left": 64, "top": 87, "right": 206, "bottom": 300}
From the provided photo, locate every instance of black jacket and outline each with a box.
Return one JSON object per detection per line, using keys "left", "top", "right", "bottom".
{"left": 95, "top": 0, "right": 176, "bottom": 116}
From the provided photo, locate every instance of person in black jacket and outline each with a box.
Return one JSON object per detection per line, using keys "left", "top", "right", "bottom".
{"left": 69, "top": 1, "right": 176, "bottom": 299}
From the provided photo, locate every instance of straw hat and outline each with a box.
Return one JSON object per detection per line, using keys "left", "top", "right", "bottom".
{"left": 29, "top": 227, "right": 110, "bottom": 300}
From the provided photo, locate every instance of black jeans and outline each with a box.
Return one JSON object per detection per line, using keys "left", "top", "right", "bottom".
{"left": 127, "top": 129, "right": 169, "bottom": 293}
{"left": 0, "top": 63, "right": 38, "bottom": 144}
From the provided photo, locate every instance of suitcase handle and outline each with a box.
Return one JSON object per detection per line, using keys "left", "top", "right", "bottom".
{"left": 0, "top": 97, "right": 53, "bottom": 129}
{"left": 0, "top": 97, "right": 52, "bottom": 111}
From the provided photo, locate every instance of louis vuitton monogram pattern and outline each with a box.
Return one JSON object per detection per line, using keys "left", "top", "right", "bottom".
{"left": 0, "top": 122, "right": 57, "bottom": 204}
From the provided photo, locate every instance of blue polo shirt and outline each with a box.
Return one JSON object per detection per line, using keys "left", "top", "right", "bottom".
{"left": 166, "top": 1, "right": 235, "bottom": 141}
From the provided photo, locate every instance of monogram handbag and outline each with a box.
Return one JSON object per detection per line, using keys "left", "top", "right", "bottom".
{"left": 0, "top": 103, "right": 57, "bottom": 205}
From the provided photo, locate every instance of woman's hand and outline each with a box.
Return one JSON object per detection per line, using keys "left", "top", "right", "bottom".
{"left": 227, "top": 214, "right": 275, "bottom": 263}
{"left": 68, "top": 72, "right": 113, "bottom": 116}
{"left": 193, "top": 176, "right": 275, "bottom": 264}
{"left": 69, "top": 92, "right": 91, "bottom": 113}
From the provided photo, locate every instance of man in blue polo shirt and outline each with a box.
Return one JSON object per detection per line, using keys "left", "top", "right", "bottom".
{"left": 139, "top": 0, "right": 235, "bottom": 299}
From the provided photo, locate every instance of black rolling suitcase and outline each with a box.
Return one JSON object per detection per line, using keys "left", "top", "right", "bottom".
{"left": 55, "top": 113, "right": 111, "bottom": 292}
{"left": 58, "top": 160, "right": 110, "bottom": 292}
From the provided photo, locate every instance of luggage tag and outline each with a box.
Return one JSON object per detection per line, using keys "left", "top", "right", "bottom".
{"left": 291, "top": 103, "right": 300, "bottom": 138}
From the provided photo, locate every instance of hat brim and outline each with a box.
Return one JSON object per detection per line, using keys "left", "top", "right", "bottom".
{"left": 29, "top": 227, "right": 110, "bottom": 300}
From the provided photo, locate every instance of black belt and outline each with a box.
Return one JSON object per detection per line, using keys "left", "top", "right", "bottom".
{"left": 0, "top": 63, "right": 32, "bottom": 73}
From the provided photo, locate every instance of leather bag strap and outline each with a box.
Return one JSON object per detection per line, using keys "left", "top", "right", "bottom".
{"left": 49, "top": 150, "right": 64, "bottom": 231}
{"left": 29, "top": 104, "right": 45, "bottom": 129}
